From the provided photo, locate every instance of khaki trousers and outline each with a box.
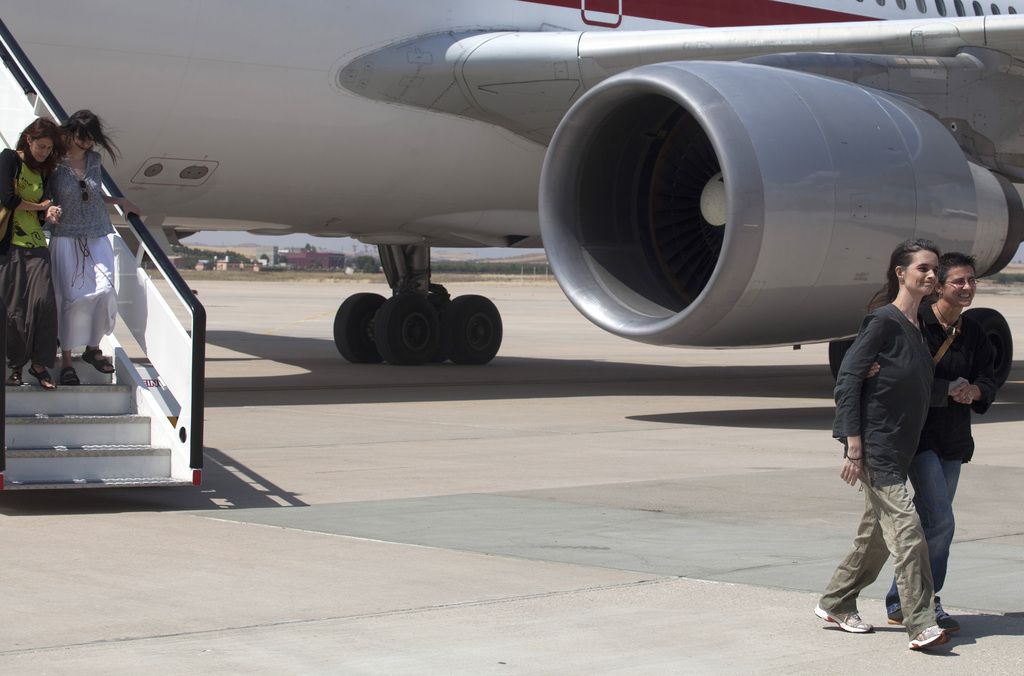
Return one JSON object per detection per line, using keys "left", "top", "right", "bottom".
{"left": 820, "top": 479, "right": 936, "bottom": 637}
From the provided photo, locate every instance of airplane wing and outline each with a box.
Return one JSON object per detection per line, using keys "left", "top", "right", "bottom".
{"left": 342, "top": 16, "right": 1024, "bottom": 351}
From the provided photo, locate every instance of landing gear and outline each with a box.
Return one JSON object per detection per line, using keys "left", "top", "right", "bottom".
{"left": 373, "top": 293, "right": 440, "bottom": 365}
{"left": 331, "top": 244, "right": 504, "bottom": 366}
{"left": 334, "top": 293, "right": 385, "bottom": 363}
{"left": 441, "top": 295, "right": 503, "bottom": 365}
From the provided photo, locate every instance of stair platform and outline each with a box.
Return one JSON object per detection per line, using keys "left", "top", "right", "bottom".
{"left": 3, "top": 477, "right": 194, "bottom": 490}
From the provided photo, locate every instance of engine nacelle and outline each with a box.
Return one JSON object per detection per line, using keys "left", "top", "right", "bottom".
{"left": 539, "top": 61, "right": 1024, "bottom": 347}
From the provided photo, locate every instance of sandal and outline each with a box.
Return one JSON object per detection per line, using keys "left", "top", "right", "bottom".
{"left": 60, "top": 366, "right": 81, "bottom": 386}
{"left": 81, "top": 348, "right": 115, "bottom": 374}
{"left": 6, "top": 367, "right": 22, "bottom": 386}
{"left": 27, "top": 365, "right": 56, "bottom": 391}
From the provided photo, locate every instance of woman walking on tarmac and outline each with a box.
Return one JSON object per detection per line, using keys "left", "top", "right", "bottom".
{"left": 883, "top": 252, "right": 999, "bottom": 634}
{"left": 47, "top": 110, "right": 139, "bottom": 386}
{"left": 0, "top": 118, "right": 64, "bottom": 390}
{"left": 814, "top": 238, "right": 951, "bottom": 651}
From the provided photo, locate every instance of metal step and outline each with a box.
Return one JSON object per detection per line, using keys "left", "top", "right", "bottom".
{"left": 2, "top": 445, "right": 173, "bottom": 486}
{"left": 5, "top": 360, "right": 114, "bottom": 386}
{"left": 5, "top": 414, "right": 151, "bottom": 448}
{"left": 3, "top": 477, "right": 192, "bottom": 490}
{"left": 5, "top": 384, "right": 132, "bottom": 416}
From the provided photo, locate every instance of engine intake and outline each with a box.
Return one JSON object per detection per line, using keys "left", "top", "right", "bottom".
{"left": 539, "top": 61, "right": 1023, "bottom": 347}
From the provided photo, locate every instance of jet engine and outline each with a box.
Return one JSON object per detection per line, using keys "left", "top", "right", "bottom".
{"left": 539, "top": 61, "right": 1024, "bottom": 346}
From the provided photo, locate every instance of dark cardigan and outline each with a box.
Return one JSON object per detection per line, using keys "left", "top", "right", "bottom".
{"left": 833, "top": 304, "right": 943, "bottom": 486}
{"left": 917, "top": 305, "right": 998, "bottom": 462}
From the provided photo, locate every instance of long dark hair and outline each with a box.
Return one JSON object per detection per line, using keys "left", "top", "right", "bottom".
{"left": 868, "top": 238, "right": 941, "bottom": 310}
{"left": 16, "top": 118, "right": 64, "bottom": 175}
{"left": 61, "top": 109, "right": 120, "bottom": 163}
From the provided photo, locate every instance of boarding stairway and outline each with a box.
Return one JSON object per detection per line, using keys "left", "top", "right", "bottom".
{"left": 0, "top": 19, "right": 205, "bottom": 489}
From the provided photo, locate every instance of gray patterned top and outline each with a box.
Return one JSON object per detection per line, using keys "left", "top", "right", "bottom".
{"left": 49, "top": 150, "right": 113, "bottom": 238}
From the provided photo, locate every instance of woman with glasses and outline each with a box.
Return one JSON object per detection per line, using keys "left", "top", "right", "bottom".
{"left": 48, "top": 110, "right": 139, "bottom": 385}
{"left": 0, "top": 118, "right": 64, "bottom": 389}
{"left": 882, "top": 252, "right": 998, "bottom": 635}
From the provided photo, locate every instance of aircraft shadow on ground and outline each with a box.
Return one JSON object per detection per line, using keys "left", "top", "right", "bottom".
{"left": 203, "top": 331, "right": 837, "bottom": 406}
{"left": 630, "top": 379, "right": 1024, "bottom": 429}
{"left": 0, "top": 448, "right": 307, "bottom": 516}
{"left": 630, "top": 406, "right": 837, "bottom": 430}
{"left": 204, "top": 331, "right": 1024, "bottom": 414}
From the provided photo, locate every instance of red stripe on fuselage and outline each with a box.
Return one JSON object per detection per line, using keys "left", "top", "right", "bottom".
{"left": 520, "top": 0, "right": 878, "bottom": 27}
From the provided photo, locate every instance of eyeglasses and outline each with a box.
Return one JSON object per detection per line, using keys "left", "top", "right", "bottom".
{"left": 79, "top": 179, "right": 89, "bottom": 202}
{"left": 946, "top": 277, "right": 977, "bottom": 288}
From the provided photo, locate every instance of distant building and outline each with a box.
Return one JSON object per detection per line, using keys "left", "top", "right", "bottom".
{"left": 281, "top": 250, "right": 346, "bottom": 270}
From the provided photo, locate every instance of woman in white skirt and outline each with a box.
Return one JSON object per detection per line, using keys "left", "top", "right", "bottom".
{"left": 48, "top": 110, "right": 139, "bottom": 385}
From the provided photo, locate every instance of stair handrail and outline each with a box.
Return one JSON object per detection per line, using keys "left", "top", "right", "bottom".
{"left": 0, "top": 17, "right": 206, "bottom": 471}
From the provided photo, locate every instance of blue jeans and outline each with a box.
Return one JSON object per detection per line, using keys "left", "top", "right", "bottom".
{"left": 886, "top": 450, "right": 962, "bottom": 615}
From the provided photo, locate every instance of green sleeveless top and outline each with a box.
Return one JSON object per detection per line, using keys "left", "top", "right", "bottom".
{"left": 12, "top": 162, "right": 47, "bottom": 249}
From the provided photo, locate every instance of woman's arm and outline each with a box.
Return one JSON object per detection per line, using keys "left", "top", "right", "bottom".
{"left": 833, "top": 313, "right": 888, "bottom": 440}
{"left": 967, "top": 324, "right": 998, "bottom": 413}
{"left": 833, "top": 313, "right": 891, "bottom": 486}
{"left": 16, "top": 198, "right": 52, "bottom": 212}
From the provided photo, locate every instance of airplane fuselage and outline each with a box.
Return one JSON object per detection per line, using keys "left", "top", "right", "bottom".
{"left": 3, "top": 0, "right": 977, "bottom": 242}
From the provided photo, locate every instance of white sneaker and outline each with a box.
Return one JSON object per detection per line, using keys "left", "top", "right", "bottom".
{"left": 909, "top": 625, "right": 949, "bottom": 650}
{"left": 815, "top": 604, "right": 873, "bottom": 633}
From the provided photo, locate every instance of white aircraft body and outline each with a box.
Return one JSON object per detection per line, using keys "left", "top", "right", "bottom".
{"left": 3, "top": 1, "right": 1024, "bottom": 375}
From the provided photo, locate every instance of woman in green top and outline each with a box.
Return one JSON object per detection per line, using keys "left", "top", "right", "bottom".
{"left": 0, "top": 118, "right": 64, "bottom": 389}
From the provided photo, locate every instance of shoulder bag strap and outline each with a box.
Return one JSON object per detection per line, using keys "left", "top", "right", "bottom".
{"left": 932, "top": 318, "right": 962, "bottom": 364}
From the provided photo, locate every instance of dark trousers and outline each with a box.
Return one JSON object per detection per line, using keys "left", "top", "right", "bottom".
{"left": 886, "top": 450, "right": 962, "bottom": 613}
{"left": 0, "top": 246, "right": 58, "bottom": 369}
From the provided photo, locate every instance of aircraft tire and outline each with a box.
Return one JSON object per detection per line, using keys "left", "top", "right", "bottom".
{"left": 334, "top": 293, "right": 386, "bottom": 363}
{"left": 828, "top": 338, "right": 854, "bottom": 380}
{"left": 374, "top": 294, "right": 440, "bottom": 365}
{"left": 442, "top": 295, "right": 503, "bottom": 365}
{"left": 963, "top": 307, "right": 1013, "bottom": 387}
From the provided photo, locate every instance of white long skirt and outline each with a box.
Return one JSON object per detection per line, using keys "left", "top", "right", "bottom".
{"left": 49, "top": 235, "right": 117, "bottom": 350}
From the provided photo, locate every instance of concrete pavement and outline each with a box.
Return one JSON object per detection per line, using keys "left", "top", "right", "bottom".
{"left": 1, "top": 280, "right": 1022, "bottom": 674}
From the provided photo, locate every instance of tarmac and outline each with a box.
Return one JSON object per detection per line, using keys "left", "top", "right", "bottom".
{"left": 1, "top": 279, "right": 1022, "bottom": 674}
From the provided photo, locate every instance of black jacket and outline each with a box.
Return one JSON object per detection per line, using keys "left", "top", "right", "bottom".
{"left": 917, "top": 304, "right": 997, "bottom": 462}
{"left": 0, "top": 148, "right": 23, "bottom": 255}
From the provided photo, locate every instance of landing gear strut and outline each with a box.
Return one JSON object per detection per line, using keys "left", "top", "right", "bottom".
{"left": 332, "top": 244, "right": 503, "bottom": 366}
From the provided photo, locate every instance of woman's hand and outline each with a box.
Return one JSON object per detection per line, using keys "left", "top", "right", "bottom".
{"left": 45, "top": 205, "right": 61, "bottom": 224}
{"left": 954, "top": 383, "right": 982, "bottom": 405}
{"left": 840, "top": 436, "right": 863, "bottom": 487}
{"left": 118, "top": 198, "right": 142, "bottom": 216}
